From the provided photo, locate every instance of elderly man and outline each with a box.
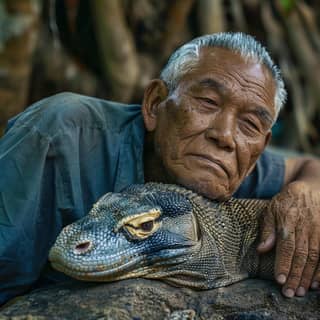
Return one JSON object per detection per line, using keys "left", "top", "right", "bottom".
{"left": 0, "top": 32, "right": 319, "bottom": 304}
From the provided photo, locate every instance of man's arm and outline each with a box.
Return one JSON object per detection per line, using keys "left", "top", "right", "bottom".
{"left": 0, "top": 92, "right": 125, "bottom": 305}
{"left": 257, "top": 156, "right": 320, "bottom": 297}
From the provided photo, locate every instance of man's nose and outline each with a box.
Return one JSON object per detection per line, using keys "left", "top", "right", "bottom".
{"left": 205, "top": 110, "right": 236, "bottom": 152}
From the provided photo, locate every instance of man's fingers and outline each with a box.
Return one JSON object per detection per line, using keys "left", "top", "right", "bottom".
{"left": 297, "top": 236, "right": 319, "bottom": 295}
{"left": 257, "top": 233, "right": 276, "bottom": 253}
{"left": 257, "top": 209, "right": 276, "bottom": 253}
{"left": 274, "top": 227, "right": 295, "bottom": 287}
{"left": 311, "top": 239, "right": 320, "bottom": 290}
{"left": 311, "top": 267, "right": 320, "bottom": 290}
{"left": 266, "top": 183, "right": 320, "bottom": 297}
{"left": 282, "top": 233, "right": 309, "bottom": 297}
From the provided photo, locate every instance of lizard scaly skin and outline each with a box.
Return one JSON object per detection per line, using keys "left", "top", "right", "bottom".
{"left": 49, "top": 183, "right": 274, "bottom": 289}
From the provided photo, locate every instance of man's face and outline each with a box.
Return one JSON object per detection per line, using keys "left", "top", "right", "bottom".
{"left": 145, "top": 47, "right": 277, "bottom": 200}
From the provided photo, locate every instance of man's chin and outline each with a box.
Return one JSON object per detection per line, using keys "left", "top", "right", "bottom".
{"left": 176, "top": 177, "right": 232, "bottom": 201}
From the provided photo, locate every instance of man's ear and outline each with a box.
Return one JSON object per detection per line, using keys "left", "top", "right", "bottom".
{"left": 142, "top": 79, "right": 168, "bottom": 132}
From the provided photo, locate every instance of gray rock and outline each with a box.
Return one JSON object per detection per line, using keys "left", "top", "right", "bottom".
{"left": 0, "top": 279, "right": 319, "bottom": 320}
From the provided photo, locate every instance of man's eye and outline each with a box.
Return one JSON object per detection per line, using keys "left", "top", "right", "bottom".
{"left": 198, "top": 97, "right": 218, "bottom": 105}
{"left": 240, "top": 118, "right": 260, "bottom": 133}
{"left": 195, "top": 97, "right": 219, "bottom": 111}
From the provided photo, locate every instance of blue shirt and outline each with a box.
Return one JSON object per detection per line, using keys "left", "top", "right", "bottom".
{"left": 0, "top": 92, "right": 284, "bottom": 304}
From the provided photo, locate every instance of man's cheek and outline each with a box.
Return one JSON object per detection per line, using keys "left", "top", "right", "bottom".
{"left": 240, "top": 141, "right": 266, "bottom": 176}
{"left": 168, "top": 143, "right": 180, "bottom": 160}
{"left": 248, "top": 140, "right": 267, "bottom": 164}
{"left": 160, "top": 141, "right": 184, "bottom": 173}
{"left": 236, "top": 142, "right": 257, "bottom": 178}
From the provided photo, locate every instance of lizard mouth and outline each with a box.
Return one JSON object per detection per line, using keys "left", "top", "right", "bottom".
{"left": 49, "top": 245, "right": 193, "bottom": 282}
{"left": 50, "top": 255, "right": 149, "bottom": 281}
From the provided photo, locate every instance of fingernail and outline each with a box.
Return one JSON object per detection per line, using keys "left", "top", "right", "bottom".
{"left": 296, "top": 287, "right": 306, "bottom": 296}
{"left": 284, "top": 288, "right": 295, "bottom": 298}
{"left": 277, "top": 274, "right": 286, "bottom": 284}
{"left": 311, "top": 281, "right": 319, "bottom": 289}
{"left": 264, "top": 236, "right": 273, "bottom": 246}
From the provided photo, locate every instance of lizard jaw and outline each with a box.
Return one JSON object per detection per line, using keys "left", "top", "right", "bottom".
{"left": 49, "top": 245, "right": 193, "bottom": 282}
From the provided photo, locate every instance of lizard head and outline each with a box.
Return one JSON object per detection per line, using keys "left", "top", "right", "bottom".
{"left": 49, "top": 184, "right": 200, "bottom": 282}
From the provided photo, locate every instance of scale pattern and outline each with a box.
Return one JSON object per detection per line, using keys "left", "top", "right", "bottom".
{"left": 49, "top": 183, "right": 275, "bottom": 289}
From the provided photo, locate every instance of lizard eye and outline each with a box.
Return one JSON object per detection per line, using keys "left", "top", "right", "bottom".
{"left": 140, "top": 220, "right": 154, "bottom": 232}
{"left": 115, "top": 209, "right": 161, "bottom": 240}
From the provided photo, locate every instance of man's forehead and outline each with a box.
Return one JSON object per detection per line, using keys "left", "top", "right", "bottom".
{"left": 179, "top": 47, "right": 275, "bottom": 90}
{"left": 196, "top": 47, "right": 269, "bottom": 76}
{"left": 173, "top": 46, "right": 277, "bottom": 120}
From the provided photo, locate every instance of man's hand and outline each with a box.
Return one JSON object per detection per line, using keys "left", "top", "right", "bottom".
{"left": 257, "top": 181, "right": 320, "bottom": 297}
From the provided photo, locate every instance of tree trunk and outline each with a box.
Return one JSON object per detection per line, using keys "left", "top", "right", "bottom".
{"left": 0, "top": 0, "right": 40, "bottom": 135}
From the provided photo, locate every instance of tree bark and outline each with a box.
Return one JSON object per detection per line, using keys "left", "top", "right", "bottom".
{"left": 0, "top": 0, "right": 40, "bottom": 135}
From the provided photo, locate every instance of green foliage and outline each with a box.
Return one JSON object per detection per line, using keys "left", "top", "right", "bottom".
{"left": 279, "top": 0, "right": 296, "bottom": 12}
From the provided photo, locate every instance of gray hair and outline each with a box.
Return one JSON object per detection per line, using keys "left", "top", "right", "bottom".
{"left": 160, "top": 32, "right": 286, "bottom": 120}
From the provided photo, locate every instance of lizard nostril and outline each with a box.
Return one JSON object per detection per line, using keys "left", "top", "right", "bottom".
{"left": 74, "top": 240, "right": 93, "bottom": 255}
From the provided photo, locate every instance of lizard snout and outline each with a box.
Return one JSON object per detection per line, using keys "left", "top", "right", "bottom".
{"left": 74, "top": 240, "right": 93, "bottom": 255}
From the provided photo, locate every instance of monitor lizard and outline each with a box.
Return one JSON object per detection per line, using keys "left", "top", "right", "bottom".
{"left": 49, "top": 183, "right": 274, "bottom": 289}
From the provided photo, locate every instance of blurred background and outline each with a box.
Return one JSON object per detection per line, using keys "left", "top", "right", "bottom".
{"left": 0, "top": 0, "right": 319, "bottom": 155}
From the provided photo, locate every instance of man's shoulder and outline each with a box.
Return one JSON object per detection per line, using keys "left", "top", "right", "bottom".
{"left": 14, "top": 92, "right": 142, "bottom": 123}
{"left": 6, "top": 92, "right": 143, "bottom": 135}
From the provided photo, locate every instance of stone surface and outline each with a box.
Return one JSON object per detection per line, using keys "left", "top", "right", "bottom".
{"left": 0, "top": 279, "right": 319, "bottom": 320}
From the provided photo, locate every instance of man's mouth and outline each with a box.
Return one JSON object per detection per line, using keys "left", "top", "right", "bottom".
{"left": 188, "top": 154, "right": 229, "bottom": 178}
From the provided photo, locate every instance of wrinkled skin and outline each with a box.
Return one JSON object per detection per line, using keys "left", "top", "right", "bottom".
{"left": 143, "top": 48, "right": 274, "bottom": 201}
{"left": 258, "top": 180, "right": 320, "bottom": 297}
{"left": 142, "top": 47, "right": 320, "bottom": 298}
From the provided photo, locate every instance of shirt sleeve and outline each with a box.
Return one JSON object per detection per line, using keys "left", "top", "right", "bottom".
{"left": 233, "top": 149, "right": 285, "bottom": 199}
{"left": 0, "top": 93, "right": 106, "bottom": 304}
{"left": 0, "top": 92, "right": 145, "bottom": 305}
{"left": 0, "top": 123, "right": 60, "bottom": 304}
